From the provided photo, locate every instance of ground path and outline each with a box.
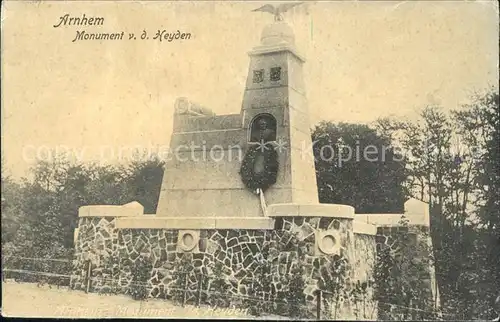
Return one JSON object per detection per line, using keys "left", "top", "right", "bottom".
{"left": 1, "top": 281, "right": 287, "bottom": 319}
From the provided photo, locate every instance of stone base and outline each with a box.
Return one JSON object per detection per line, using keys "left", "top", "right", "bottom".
{"left": 71, "top": 212, "right": 378, "bottom": 319}
{"left": 71, "top": 200, "right": 438, "bottom": 319}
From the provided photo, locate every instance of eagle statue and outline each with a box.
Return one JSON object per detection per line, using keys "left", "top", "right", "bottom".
{"left": 252, "top": 2, "right": 303, "bottom": 21}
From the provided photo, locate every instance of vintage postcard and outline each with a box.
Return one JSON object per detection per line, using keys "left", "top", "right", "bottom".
{"left": 1, "top": 0, "right": 499, "bottom": 320}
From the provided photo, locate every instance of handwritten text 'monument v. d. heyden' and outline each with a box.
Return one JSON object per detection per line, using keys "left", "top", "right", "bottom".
{"left": 54, "top": 14, "right": 192, "bottom": 43}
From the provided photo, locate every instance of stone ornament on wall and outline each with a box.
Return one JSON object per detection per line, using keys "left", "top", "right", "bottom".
{"left": 270, "top": 66, "right": 282, "bottom": 81}
{"left": 253, "top": 69, "right": 264, "bottom": 83}
{"left": 315, "top": 230, "right": 341, "bottom": 256}
{"left": 177, "top": 230, "right": 200, "bottom": 253}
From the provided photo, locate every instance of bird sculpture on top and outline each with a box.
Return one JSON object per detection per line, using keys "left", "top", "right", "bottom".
{"left": 252, "top": 2, "right": 303, "bottom": 22}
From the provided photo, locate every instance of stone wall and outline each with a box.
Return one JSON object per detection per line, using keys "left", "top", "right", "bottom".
{"left": 351, "top": 233, "right": 378, "bottom": 319}
{"left": 71, "top": 217, "right": 120, "bottom": 293}
{"left": 71, "top": 210, "right": 440, "bottom": 320}
{"left": 71, "top": 215, "right": 377, "bottom": 319}
{"left": 375, "top": 225, "right": 438, "bottom": 320}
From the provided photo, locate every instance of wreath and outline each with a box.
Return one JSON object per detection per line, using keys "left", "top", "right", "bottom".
{"left": 239, "top": 144, "right": 279, "bottom": 193}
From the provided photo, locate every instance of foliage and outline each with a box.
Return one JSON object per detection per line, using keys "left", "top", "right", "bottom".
{"left": 206, "top": 260, "right": 231, "bottom": 308}
{"left": 349, "top": 279, "right": 373, "bottom": 319}
{"left": 1, "top": 173, "right": 23, "bottom": 244}
{"left": 374, "top": 216, "right": 436, "bottom": 320}
{"left": 128, "top": 256, "right": 153, "bottom": 300}
{"left": 239, "top": 145, "right": 279, "bottom": 193}
{"left": 311, "top": 122, "right": 407, "bottom": 213}
{"left": 241, "top": 231, "right": 309, "bottom": 318}
{"left": 375, "top": 88, "right": 499, "bottom": 320}
{"left": 317, "top": 252, "right": 375, "bottom": 319}
{"left": 318, "top": 255, "right": 349, "bottom": 319}
{"left": 169, "top": 254, "right": 196, "bottom": 305}
{"left": 243, "top": 248, "right": 273, "bottom": 316}
{"left": 2, "top": 240, "right": 73, "bottom": 286}
{"left": 1, "top": 153, "right": 165, "bottom": 285}
{"left": 285, "top": 259, "right": 308, "bottom": 319}
{"left": 270, "top": 231, "right": 309, "bottom": 318}
{"left": 451, "top": 88, "right": 500, "bottom": 318}
{"left": 122, "top": 156, "right": 165, "bottom": 214}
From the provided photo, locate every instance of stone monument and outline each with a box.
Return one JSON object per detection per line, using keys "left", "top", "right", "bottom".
{"left": 70, "top": 6, "right": 439, "bottom": 319}
{"left": 155, "top": 12, "right": 317, "bottom": 218}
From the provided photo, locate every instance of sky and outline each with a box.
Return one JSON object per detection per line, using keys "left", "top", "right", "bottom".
{"left": 1, "top": 0, "right": 499, "bottom": 179}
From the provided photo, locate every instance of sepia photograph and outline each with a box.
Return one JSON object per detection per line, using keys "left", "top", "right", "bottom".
{"left": 1, "top": 0, "right": 499, "bottom": 320}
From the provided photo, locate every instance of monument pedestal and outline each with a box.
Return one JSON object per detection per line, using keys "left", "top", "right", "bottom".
{"left": 71, "top": 202, "right": 379, "bottom": 319}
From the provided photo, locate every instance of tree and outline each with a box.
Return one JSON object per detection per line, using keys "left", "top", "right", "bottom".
{"left": 123, "top": 154, "right": 165, "bottom": 214}
{"left": 2, "top": 152, "right": 166, "bottom": 280}
{"left": 1, "top": 171, "right": 24, "bottom": 245}
{"left": 375, "top": 88, "right": 500, "bottom": 319}
{"left": 453, "top": 88, "right": 500, "bottom": 319}
{"left": 374, "top": 217, "right": 436, "bottom": 320}
{"left": 312, "top": 122, "right": 407, "bottom": 213}
{"left": 376, "top": 106, "right": 477, "bottom": 318}
{"left": 455, "top": 89, "right": 500, "bottom": 232}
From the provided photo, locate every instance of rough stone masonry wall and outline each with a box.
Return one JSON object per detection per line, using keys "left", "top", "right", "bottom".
{"left": 375, "top": 225, "right": 437, "bottom": 320}
{"left": 71, "top": 216, "right": 377, "bottom": 319}
{"left": 350, "top": 233, "right": 378, "bottom": 319}
{"left": 71, "top": 217, "right": 120, "bottom": 292}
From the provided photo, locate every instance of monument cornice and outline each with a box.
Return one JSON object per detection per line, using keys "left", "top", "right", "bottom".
{"left": 248, "top": 45, "right": 305, "bottom": 63}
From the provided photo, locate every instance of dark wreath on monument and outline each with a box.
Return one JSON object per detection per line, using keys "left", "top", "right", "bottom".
{"left": 240, "top": 114, "right": 279, "bottom": 193}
